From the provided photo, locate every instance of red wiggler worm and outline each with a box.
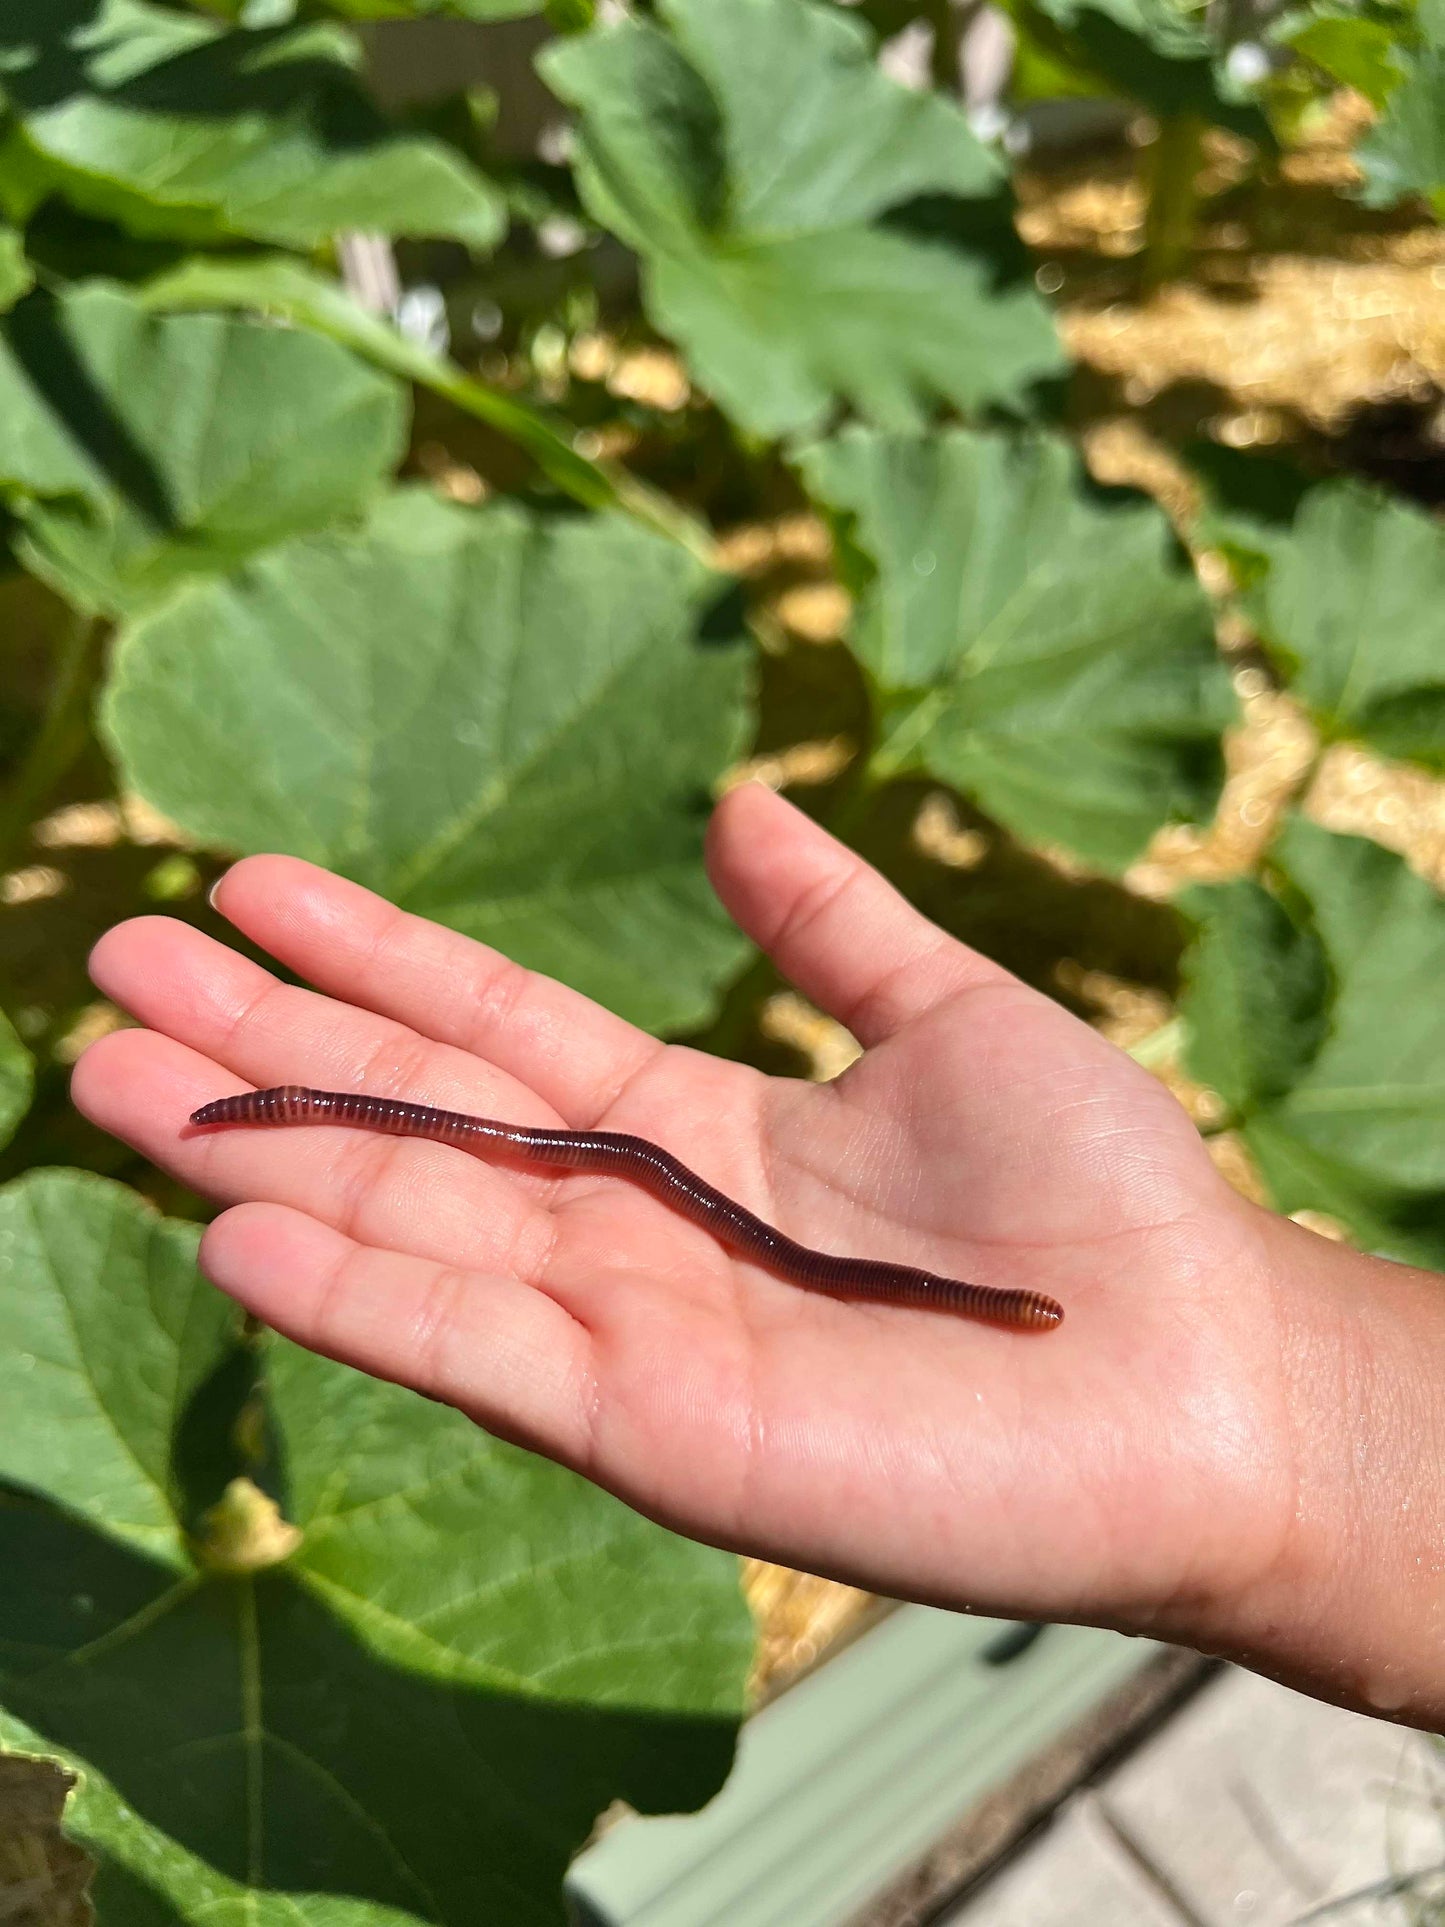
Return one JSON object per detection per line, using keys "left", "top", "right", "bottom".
{"left": 190, "top": 1087, "right": 1064, "bottom": 1331}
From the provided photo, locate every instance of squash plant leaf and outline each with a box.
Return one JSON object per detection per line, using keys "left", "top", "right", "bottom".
{"left": 0, "top": 0, "right": 505, "bottom": 250}
{"left": 0, "top": 282, "right": 408, "bottom": 616}
{"left": 0, "top": 1009, "right": 35, "bottom": 1151}
{"left": 1356, "top": 41, "right": 1445, "bottom": 214}
{"left": 0, "top": 1169, "right": 233, "bottom": 1564}
{"left": 1248, "top": 480, "right": 1445, "bottom": 770}
{"left": 135, "top": 253, "right": 708, "bottom": 551}
{"left": 540, "top": 0, "right": 1064, "bottom": 439}
{"left": 0, "top": 1170, "right": 752, "bottom": 1925}
{"left": 102, "top": 490, "right": 754, "bottom": 1032}
{"left": 1181, "top": 819, "right": 1445, "bottom": 1267}
{"left": 0, "top": 227, "right": 34, "bottom": 312}
{"left": 800, "top": 426, "right": 1232, "bottom": 871}
{"left": 1270, "top": 1, "right": 1413, "bottom": 111}
{"left": 1008, "top": 0, "right": 1272, "bottom": 138}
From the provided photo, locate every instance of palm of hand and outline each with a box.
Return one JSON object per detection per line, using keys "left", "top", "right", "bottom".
{"left": 75, "top": 787, "right": 1291, "bottom": 1638}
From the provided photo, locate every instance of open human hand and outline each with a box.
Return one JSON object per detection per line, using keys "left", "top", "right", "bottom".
{"left": 73, "top": 785, "right": 1445, "bottom": 1725}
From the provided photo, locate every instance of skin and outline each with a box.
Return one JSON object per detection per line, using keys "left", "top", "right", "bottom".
{"left": 73, "top": 784, "right": 1445, "bottom": 1729}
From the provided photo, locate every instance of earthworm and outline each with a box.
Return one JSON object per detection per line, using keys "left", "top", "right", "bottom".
{"left": 190, "top": 1086, "right": 1064, "bottom": 1332}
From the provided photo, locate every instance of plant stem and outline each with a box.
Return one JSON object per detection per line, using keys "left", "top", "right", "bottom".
{"left": 1141, "top": 112, "right": 1207, "bottom": 292}
{"left": 0, "top": 606, "right": 102, "bottom": 874}
{"left": 926, "top": 0, "right": 966, "bottom": 94}
{"left": 139, "top": 258, "right": 717, "bottom": 564}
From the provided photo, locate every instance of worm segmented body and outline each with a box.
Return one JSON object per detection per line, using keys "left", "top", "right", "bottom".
{"left": 190, "top": 1086, "right": 1064, "bottom": 1332}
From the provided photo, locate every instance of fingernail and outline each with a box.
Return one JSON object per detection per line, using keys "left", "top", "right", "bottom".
{"left": 207, "top": 875, "right": 225, "bottom": 912}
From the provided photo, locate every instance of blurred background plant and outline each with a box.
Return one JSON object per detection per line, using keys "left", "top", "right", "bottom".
{"left": 0, "top": 0, "right": 1442, "bottom": 1920}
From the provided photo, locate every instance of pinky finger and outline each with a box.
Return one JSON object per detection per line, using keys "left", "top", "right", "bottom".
{"left": 200, "top": 1203, "right": 595, "bottom": 1467}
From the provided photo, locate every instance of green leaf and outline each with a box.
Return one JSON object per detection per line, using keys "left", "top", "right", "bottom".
{"left": 0, "top": 1169, "right": 232, "bottom": 1564}
{"left": 1356, "top": 42, "right": 1445, "bottom": 214}
{"left": 0, "top": 226, "right": 34, "bottom": 311}
{"left": 0, "top": 1008, "right": 35, "bottom": 1150}
{"left": 1253, "top": 480, "right": 1445, "bottom": 770}
{"left": 1185, "top": 437, "right": 1314, "bottom": 592}
{"left": 1271, "top": 2, "right": 1411, "bottom": 110}
{"left": 0, "top": 0, "right": 505, "bottom": 250}
{"left": 0, "top": 282, "right": 408, "bottom": 615}
{"left": 541, "top": 0, "right": 1063, "bottom": 439}
{"left": 1182, "top": 819, "right": 1445, "bottom": 1266}
{"left": 0, "top": 1172, "right": 751, "bottom": 1925}
{"left": 800, "top": 426, "right": 1232, "bottom": 870}
{"left": 102, "top": 490, "right": 754, "bottom": 1031}
{"left": 1009, "top": 0, "right": 1273, "bottom": 139}
{"left": 136, "top": 253, "right": 712, "bottom": 557}
{"left": 1178, "top": 877, "right": 1328, "bottom": 1111}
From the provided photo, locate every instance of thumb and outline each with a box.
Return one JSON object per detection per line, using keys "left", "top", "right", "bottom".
{"left": 705, "top": 785, "right": 1014, "bottom": 1048}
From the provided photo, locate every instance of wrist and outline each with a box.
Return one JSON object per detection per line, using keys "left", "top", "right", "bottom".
{"left": 1192, "top": 1207, "right": 1445, "bottom": 1727}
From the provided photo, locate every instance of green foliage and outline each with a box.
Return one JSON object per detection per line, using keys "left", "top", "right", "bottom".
{"left": 329, "top": 0, "right": 545, "bottom": 16}
{"left": 0, "top": 1011, "right": 34, "bottom": 1150}
{"left": 1250, "top": 481, "right": 1445, "bottom": 768}
{"left": 0, "top": 0, "right": 506, "bottom": 249}
{"left": 0, "top": 1168, "right": 229, "bottom": 1558}
{"left": 0, "top": 1171, "right": 750, "bottom": 1923}
{"left": 103, "top": 492, "right": 752, "bottom": 1030}
{"left": 0, "top": 0, "right": 1440, "bottom": 1909}
{"left": 0, "top": 227, "right": 34, "bottom": 310}
{"left": 0, "top": 282, "right": 408, "bottom": 615}
{"left": 1356, "top": 42, "right": 1445, "bottom": 213}
{"left": 542, "top": 0, "right": 1063, "bottom": 437}
{"left": 134, "top": 254, "right": 703, "bottom": 543}
{"left": 801, "top": 427, "right": 1232, "bottom": 869}
{"left": 1271, "top": 2, "right": 1413, "bottom": 109}
{"left": 1008, "top": 0, "right": 1271, "bottom": 138}
{"left": 1182, "top": 823, "right": 1445, "bottom": 1267}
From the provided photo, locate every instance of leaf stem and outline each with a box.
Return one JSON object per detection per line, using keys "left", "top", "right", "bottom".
{"left": 925, "top": 0, "right": 966, "bottom": 93}
{"left": 1141, "top": 112, "right": 1207, "bottom": 292}
{"left": 0, "top": 605, "right": 102, "bottom": 874}
{"left": 139, "top": 259, "right": 715, "bottom": 563}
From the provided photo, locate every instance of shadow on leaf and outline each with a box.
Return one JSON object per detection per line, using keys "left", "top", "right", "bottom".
{"left": 0, "top": 1493, "right": 739, "bottom": 1926}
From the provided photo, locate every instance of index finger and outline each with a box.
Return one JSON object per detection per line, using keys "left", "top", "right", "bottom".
{"left": 210, "top": 856, "right": 668, "bottom": 1126}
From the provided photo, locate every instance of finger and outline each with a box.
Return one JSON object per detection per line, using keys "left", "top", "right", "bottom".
{"left": 199, "top": 1203, "right": 595, "bottom": 1467}
{"left": 71, "top": 1027, "right": 550, "bottom": 1279}
{"left": 209, "top": 856, "right": 666, "bottom": 1125}
{"left": 88, "top": 911, "right": 561, "bottom": 1137}
{"left": 705, "top": 785, "right": 1013, "bottom": 1047}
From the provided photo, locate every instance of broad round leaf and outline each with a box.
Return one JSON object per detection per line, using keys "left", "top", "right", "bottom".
{"left": 0, "top": 283, "right": 409, "bottom": 615}
{"left": 0, "top": 1009, "right": 33, "bottom": 1151}
{"left": 541, "top": 0, "right": 1063, "bottom": 438}
{"left": 103, "top": 490, "right": 754, "bottom": 1031}
{"left": 0, "top": 1169, "right": 230, "bottom": 1564}
{"left": 0, "top": 0, "right": 505, "bottom": 250}
{"left": 1182, "top": 819, "right": 1445, "bottom": 1267}
{"left": 801, "top": 426, "right": 1232, "bottom": 870}
{"left": 0, "top": 1171, "right": 751, "bottom": 1925}
{"left": 1254, "top": 480, "right": 1445, "bottom": 770}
